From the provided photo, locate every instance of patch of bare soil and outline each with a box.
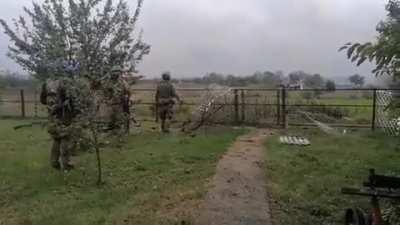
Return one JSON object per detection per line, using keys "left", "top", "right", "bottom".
{"left": 195, "top": 129, "right": 272, "bottom": 225}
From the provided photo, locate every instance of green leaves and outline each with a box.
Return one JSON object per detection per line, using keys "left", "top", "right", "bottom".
{"left": 346, "top": 43, "right": 360, "bottom": 59}
{"left": 340, "top": 1, "right": 400, "bottom": 79}
{"left": 0, "top": 0, "right": 151, "bottom": 83}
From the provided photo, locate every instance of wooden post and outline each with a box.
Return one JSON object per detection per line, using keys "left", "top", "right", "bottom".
{"left": 20, "top": 89, "right": 25, "bottom": 118}
{"left": 371, "top": 89, "right": 377, "bottom": 131}
{"left": 263, "top": 95, "right": 267, "bottom": 119}
{"left": 34, "top": 88, "right": 38, "bottom": 118}
{"left": 277, "top": 89, "right": 281, "bottom": 126}
{"left": 255, "top": 98, "right": 259, "bottom": 121}
{"left": 282, "top": 88, "right": 287, "bottom": 129}
{"left": 125, "top": 94, "right": 131, "bottom": 135}
{"left": 154, "top": 91, "right": 159, "bottom": 123}
{"left": 224, "top": 95, "right": 228, "bottom": 120}
{"left": 234, "top": 89, "right": 239, "bottom": 124}
{"left": 241, "top": 90, "right": 245, "bottom": 123}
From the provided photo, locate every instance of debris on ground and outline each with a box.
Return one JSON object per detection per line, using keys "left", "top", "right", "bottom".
{"left": 279, "top": 136, "right": 310, "bottom": 146}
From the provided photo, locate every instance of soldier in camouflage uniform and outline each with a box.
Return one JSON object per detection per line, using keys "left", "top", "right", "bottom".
{"left": 155, "top": 72, "right": 181, "bottom": 133}
{"left": 104, "top": 65, "right": 131, "bottom": 135}
{"left": 40, "top": 77, "right": 77, "bottom": 171}
{"left": 40, "top": 59, "right": 91, "bottom": 171}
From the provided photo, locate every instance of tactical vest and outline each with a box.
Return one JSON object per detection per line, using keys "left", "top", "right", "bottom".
{"left": 41, "top": 78, "right": 78, "bottom": 123}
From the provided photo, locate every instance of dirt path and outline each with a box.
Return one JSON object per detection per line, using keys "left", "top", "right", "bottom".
{"left": 195, "top": 129, "right": 272, "bottom": 225}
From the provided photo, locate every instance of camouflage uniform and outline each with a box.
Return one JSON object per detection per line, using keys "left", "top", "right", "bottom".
{"left": 155, "top": 73, "right": 180, "bottom": 132}
{"left": 40, "top": 77, "right": 78, "bottom": 170}
{"left": 103, "top": 66, "right": 130, "bottom": 135}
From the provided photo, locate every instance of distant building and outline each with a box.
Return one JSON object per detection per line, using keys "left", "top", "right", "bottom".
{"left": 276, "top": 80, "right": 304, "bottom": 90}
{"left": 287, "top": 80, "right": 304, "bottom": 90}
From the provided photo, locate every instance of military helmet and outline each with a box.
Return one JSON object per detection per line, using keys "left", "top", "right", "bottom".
{"left": 162, "top": 72, "right": 171, "bottom": 81}
{"left": 63, "top": 59, "right": 80, "bottom": 75}
{"left": 111, "top": 65, "right": 123, "bottom": 73}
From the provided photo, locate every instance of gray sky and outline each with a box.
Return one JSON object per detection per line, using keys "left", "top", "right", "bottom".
{"left": 0, "top": 0, "right": 388, "bottom": 82}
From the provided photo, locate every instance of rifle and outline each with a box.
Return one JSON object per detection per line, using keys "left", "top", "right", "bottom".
{"left": 14, "top": 121, "right": 48, "bottom": 130}
{"left": 341, "top": 169, "right": 400, "bottom": 225}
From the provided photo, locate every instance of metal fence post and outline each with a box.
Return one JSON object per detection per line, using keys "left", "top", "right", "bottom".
{"left": 277, "top": 89, "right": 281, "bottom": 126}
{"left": 20, "top": 89, "right": 25, "bottom": 118}
{"left": 234, "top": 89, "right": 239, "bottom": 124}
{"left": 241, "top": 89, "right": 245, "bottom": 123}
{"left": 371, "top": 89, "right": 377, "bottom": 131}
{"left": 282, "top": 87, "right": 287, "bottom": 129}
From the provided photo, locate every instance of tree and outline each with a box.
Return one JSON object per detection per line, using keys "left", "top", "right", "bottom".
{"left": 0, "top": 72, "right": 37, "bottom": 88}
{"left": 260, "top": 71, "right": 283, "bottom": 87}
{"left": 348, "top": 74, "right": 365, "bottom": 87}
{"left": 0, "top": 0, "right": 151, "bottom": 185}
{"left": 202, "top": 73, "right": 225, "bottom": 85}
{"left": 288, "top": 71, "right": 308, "bottom": 84}
{"left": 340, "top": 0, "right": 400, "bottom": 79}
{"left": 325, "top": 80, "right": 336, "bottom": 91}
{"left": 0, "top": 0, "right": 150, "bottom": 85}
{"left": 304, "top": 74, "right": 324, "bottom": 89}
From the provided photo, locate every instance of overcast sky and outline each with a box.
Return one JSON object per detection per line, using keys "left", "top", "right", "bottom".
{"left": 0, "top": 0, "right": 388, "bottom": 82}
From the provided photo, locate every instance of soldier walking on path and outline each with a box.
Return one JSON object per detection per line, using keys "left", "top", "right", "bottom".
{"left": 155, "top": 72, "right": 181, "bottom": 133}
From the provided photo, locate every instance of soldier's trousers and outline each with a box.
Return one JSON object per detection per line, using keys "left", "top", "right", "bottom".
{"left": 50, "top": 137, "right": 72, "bottom": 169}
{"left": 158, "top": 103, "right": 174, "bottom": 132}
{"left": 109, "top": 106, "right": 128, "bottom": 136}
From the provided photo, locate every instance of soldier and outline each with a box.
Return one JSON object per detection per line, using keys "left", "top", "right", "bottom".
{"left": 40, "top": 65, "right": 78, "bottom": 171}
{"left": 104, "top": 65, "right": 131, "bottom": 135}
{"left": 155, "top": 72, "right": 181, "bottom": 133}
{"left": 40, "top": 59, "right": 93, "bottom": 171}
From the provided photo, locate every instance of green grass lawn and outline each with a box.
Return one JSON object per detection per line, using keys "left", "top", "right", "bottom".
{"left": 265, "top": 128, "right": 400, "bottom": 225}
{"left": 0, "top": 119, "right": 245, "bottom": 225}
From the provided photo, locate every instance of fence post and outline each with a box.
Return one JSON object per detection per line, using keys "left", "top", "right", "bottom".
{"left": 276, "top": 89, "right": 281, "bottom": 126}
{"left": 241, "top": 90, "right": 245, "bottom": 123}
{"left": 234, "top": 89, "right": 239, "bottom": 124}
{"left": 20, "top": 89, "right": 26, "bottom": 118}
{"left": 371, "top": 89, "right": 377, "bottom": 131}
{"left": 34, "top": 88, "right": 38, "bottom": 118}
{"left": 281, "top": 87, "right": 287, "bottom": 129}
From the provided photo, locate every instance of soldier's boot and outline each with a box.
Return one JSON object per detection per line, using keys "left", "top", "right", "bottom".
{"left": 161, "top": 119, "right": 169, "bottom": 133}
{"left": 50, "top": 139, "right": 61, "bottom": 170}
{"left": 163, "top": 120, "right": 171, "bottom": 133}
{"left": 60, "top": 138, "right": 74, "bottom": 171}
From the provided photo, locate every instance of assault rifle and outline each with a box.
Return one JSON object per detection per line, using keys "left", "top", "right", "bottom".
{"left": 341, "top": 169, "right": 400, "bottom": 225}
{"left": 13, "top": 121, "right": 48, "bottom": 130}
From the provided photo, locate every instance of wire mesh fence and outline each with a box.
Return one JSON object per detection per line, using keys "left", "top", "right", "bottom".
{"left": 1, "top": 87, "right": 399, "bottom": 132}
{"left": 285, "top": 89, "right": 375, "bottom": 128}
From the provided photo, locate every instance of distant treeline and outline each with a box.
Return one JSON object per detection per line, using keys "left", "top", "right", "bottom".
{"left": 184, "top": 71, "right": 337, "bottom": 89}
{"left": 0, "top": 72, "right": 37, "bottom": 88}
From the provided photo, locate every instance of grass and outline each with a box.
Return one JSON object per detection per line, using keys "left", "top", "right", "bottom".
{"left": 265, "top": 128, "right": 400, "bottom": 225}
{"left": 0, "top": 119, "right": 245, "bottom": 225}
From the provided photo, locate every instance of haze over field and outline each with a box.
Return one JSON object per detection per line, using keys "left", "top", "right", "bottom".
{"left": 0, "top": 0, "right": 388, "bottom": 82}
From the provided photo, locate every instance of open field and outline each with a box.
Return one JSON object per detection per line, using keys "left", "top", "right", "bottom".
{"left": 0, "top": 119, "right": 245, "bottom": 225}
{"left": 265, "top": 128, "right": 400, "bottom": 225}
